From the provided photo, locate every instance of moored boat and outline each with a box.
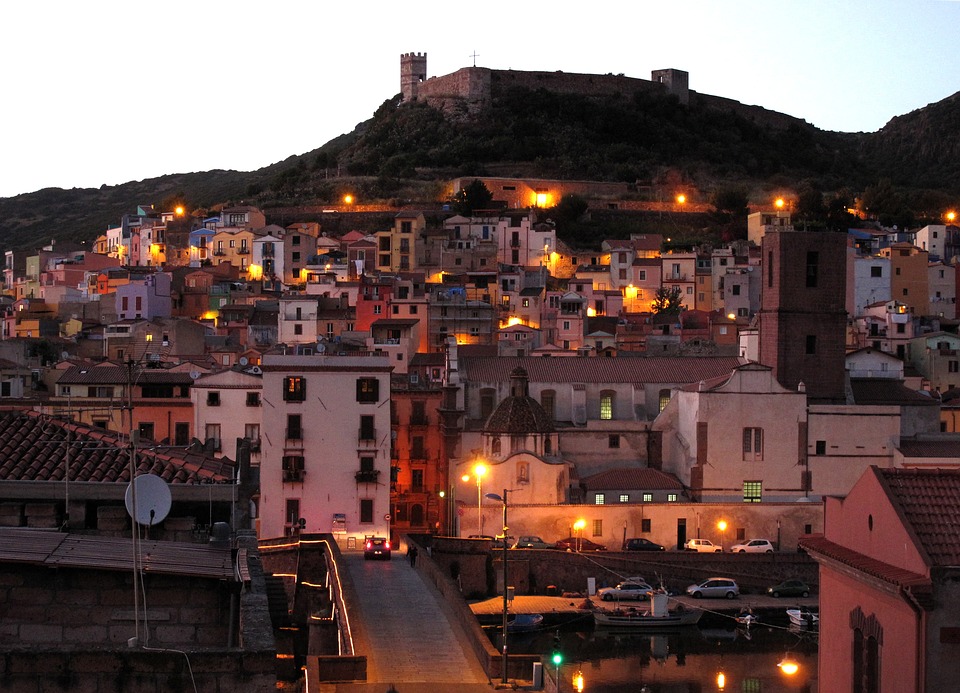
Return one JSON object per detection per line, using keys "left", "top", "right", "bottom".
{"left": 506, "top": 613, "right": 544, "bottom": 632}
{"left": 594, "top": 592, "right": 702, "bottom": 629}
{"left": 786, "top": 608, "right": 819, "bottom": 628}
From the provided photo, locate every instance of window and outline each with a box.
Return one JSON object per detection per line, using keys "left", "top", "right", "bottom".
{"left": 641, "top": 518, "right": 652, "bottom": 532}
{"left": 667, "top": 494, "right": 678, "bottom": 502}
{"left": 619, "top": 494, "right": 629, "bottom": 503}
{"left": 743, "top": 427, "right": 763, "bottom": 461}
{"left": 608, "top": 434, "right": 620, "bottom": 448}
{"left": 731, "top": 285, "right": 741, "bottom": 296}
{"left": 411, "top": 435, "right": 425, "bottom": 459}
{"left": 815, "top": 440, "right": 826, "bottom": 455}
{"left": 283, "top": 376, "right": 306, "bottom": 401}
{"left": 805, "top": 335, "right": 817, "bottom": 354}
{"left": 594, "top": 493, "right": 605, "bottom": 505}
{"left": 245, "top": 423, "right": 260, "bottom": 446}
{"left": 658, "top": 388, "right": 671, "bottom": 412}
{"left": 293, "top": 324, "right": 303, "bottom": 335}
{"left": 480, "top": 388, "right": 496, "bottom": 420}
{"left": 491, "top": 437, "right": 501, "bottom": 455}
{"left": 540, "top": 390, "right": 555, "bottom": 421}
{"left": 137, "top": 422, "right": 155, "bottom": 441}
{"left": 359, "top": 415, "right": 375, "bottom": 440}
{"left": 950, "top": 361, "right": 959, "bottom": 373}
{"left": 205, "top": 423, "right": 221, "bottom": 451}
{"left": 592, "top": 519, "right": 603, "bottom": 537}
{"left": 175, "top": 422, "right": 190, "bottom": 446}
{"left": 600, "top": 391, "right": 614, "bottom": 420}
{"left": 356, "top": 377, "right": 380, "bottom": 402}
{"left": 642, "top": 493, "right": 653, "bottom": 502}
{"left": 246, "top": 391, "right": 261, "bottom": 407}
{"left": 359, "top": 499, "right": 374, "bottom": 524}
{"left": 206, "top": 391, "right": 220, "bottom": 406}
{"left": 286, "top": 414, "right": 302, "bottom": 440}
{"left": 805, "top": 251, "right": 819, "bottom": 288}
{"left": 743, "top": 481, "right": 762, "bottom": 503}
{"left": 871, "top": 265, "right": 882, "bottom": 278}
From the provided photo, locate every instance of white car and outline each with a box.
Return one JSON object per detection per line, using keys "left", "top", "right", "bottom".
{"left": 597, "top": 580, "right": 653, "bottom": 601}
{"left": 684, "top": 538, "right": 722, "bottom": 553}
{"left": 729, "top": 538, "right": 775, "bottom": 554}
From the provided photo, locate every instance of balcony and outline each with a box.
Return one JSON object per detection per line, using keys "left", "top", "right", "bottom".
{"left": 213, "top": 250, "right": 226, "bottom": 257}
{"left": 237, "top": 247, "right": 250, "bottom": 255}
{"left": 282, "top": 469, "right": 305, "bottom": 483}
{"left": 358, "top": 428, "right": 377, "bottom": 444}
{"left": 355, "top": 469, "right": 380, "bottom": 484}
{"left": 410, "top": 415, "right": 429, "bottom": 427}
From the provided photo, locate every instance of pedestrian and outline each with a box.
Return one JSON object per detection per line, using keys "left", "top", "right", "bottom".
{"left": 409, "top": 546, "right": 418, "bottom": 567}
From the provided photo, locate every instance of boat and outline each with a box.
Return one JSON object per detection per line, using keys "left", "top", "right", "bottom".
{"left": 506, "top": 613, "right": 544, "bottom": 633}
{"left": 786, "top": 608, "right": 819, "bottom": 628}
{"left": 594, "top": 592, "right": 702, "bottom": 629}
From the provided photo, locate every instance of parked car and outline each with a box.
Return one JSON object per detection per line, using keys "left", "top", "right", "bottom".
{"left": 686, "top": 578, "right": 740, "bottom": 599}
{"left": 598, "top": 579, "right": 653, "bottom": 601}
{"left": 767, "top": 579, "right": 811, "bottom": 598}
{"left": 623, "top": 537, "right": 665, "bottom": 552}
{"left": 555, "top": 536, "right": 608, "bottom": 552}
{"left": 684, "top": 538, "right": 723, "bottom": 553}
{"left": 729, "top": 538, "right": 775, "bottom": 554}
{"left": 512, "top": 535, "right": 553, "bottom": 549}
{"left": 363, "top": 536, "right": 391, "bottom": 560}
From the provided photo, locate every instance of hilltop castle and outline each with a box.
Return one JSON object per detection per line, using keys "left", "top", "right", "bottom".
{"left": 400, "top": 52, "right": 801, "bottom": 130}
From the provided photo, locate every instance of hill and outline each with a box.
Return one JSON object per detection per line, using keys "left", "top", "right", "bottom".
{"left": 2, "top": 81, "right": 959, "bottom": 253}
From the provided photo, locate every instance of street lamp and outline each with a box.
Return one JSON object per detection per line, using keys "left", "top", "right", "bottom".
{"left": 573, "top": 518, "right": 586, "bottom": 552}
{"left": 466, "top": 463, "right": 486, "bottom": 536}
{"left": 717, "top": 520, "right": 727, "bottom": 552}
{"left": 486, "top": 490, "right": 509, "bottom": 685}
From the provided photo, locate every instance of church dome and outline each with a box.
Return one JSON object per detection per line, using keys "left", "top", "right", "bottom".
{"left": 484, "top": 367, "right": 555, "bottom": 434}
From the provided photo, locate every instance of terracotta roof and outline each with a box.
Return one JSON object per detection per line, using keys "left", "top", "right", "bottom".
{"left": 461, "top": 356, "right": 744, "bottom": 385}
{"left": 0, "top": 528, "right": 236, "bottom": 580}
{"left": 57, "top": 365, "right": 194, "bottom": 386}
{"left": 876, "top": 467, "right": 960, "bottom": 566}
{"left": 0, "top": 412, "right": 234, "bottom": 484}
{"left": 800, "top": 534, "right": 932, "bottom": 593}
{"left": 850, "top": 378, "right": 939, "bottom": 406}
{"left": 581, "top": 467, "right": 684, "bottom": 491}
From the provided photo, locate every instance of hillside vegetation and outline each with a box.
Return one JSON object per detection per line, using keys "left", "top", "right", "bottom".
{"left": 2, "top": 83, "right": 960, "bottom": 252}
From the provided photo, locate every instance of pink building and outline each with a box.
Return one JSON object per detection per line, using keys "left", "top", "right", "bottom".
{"left": 803, "top": 467, "right": 960, "bottom": 692}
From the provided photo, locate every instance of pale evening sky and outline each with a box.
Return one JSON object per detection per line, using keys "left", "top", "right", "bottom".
{"left": 1, "top": 0, "right": 959, "bottom": 199}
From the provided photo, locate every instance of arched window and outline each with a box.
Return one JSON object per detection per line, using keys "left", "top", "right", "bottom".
{"left": 480, "top": 388, "right": 496, "bottom": 421}
{"left": 540, "top": 389, "right": 556, "bottom": 421}
{"left": 600, "top": 390, "right": 615, "bottom": 420}
{"left": 544, "top": 436, "right": 553, "bottom": 455}
{"left": 491, "top": 437, "right": 501, "bottom": 455}
{"left": 658, "top": 388, "right": 672, "bottom": 412}
{"left": 516, "top": 461, "right": 529, "bottom": 483}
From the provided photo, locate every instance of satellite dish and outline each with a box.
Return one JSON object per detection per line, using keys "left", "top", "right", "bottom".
{"left": 239, "top": 356, "right": 249, "bottom": 365}
{"left": 189, "top": 371, "right": 201, "bottom": 380}
{"left": 316, "top": 343, "right": 326, "bottom": 354}
{"left": 125, "top": 474, "right": 172, "bottom": 526}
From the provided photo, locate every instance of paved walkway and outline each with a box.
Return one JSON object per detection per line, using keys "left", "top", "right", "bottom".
{"left": 321, "top": 550, "right": 492, "bottom": 692}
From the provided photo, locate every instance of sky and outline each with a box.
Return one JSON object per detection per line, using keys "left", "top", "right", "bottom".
{"left": 2, "top": 0, "right": 959, "bottom": 200}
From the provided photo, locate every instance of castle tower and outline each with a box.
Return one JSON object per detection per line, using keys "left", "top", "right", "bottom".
{"left": 400, "top": 52, "right": 427, "bottom": 103}
{"left": 651, "top": 68, "right": 689, "bottom": 106}
{"left": 757, "top": 229, "right": 848, "bottom": 402}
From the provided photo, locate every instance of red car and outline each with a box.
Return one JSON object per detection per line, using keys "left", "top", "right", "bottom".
{"left": 554, "top": 536, "right": 607, "bottom": 552}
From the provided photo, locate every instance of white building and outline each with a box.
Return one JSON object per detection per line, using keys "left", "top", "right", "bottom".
{"left": 191, "top": 367, "right": 263, "bottom": 461}
{"left": 258, "top": 353, "right": 392, "bottom": 543}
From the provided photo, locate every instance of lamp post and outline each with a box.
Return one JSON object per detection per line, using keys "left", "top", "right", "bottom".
{"left": 464, "top": 463, "right": 486, "bottom": 536}
{"left": 717, "top": 520, "right": 728, "bottom": 552}
{"left": 573, "top": 518, "right": 586, "bottom": 552}
{"left": 486, "top": 489, "right": 509, "bottom": 685}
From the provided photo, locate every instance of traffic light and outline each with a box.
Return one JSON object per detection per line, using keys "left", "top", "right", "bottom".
{"left": 551, "top": 632, "right": 563, "bottom": 666}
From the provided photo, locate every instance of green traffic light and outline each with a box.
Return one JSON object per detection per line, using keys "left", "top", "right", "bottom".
{"left": 552, "top": 652, "right": 563, "bottom": 666}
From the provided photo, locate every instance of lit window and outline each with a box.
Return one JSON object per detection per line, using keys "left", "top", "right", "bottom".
{"left": 595, "top": 493, "right": 605, "bottom": 505}
{"left": 743, "top": 481, "right": 762, "bottom": 503}
{"left": 283, "top": 376, "right": 306, "bottom": 401}
{"left": 619, "top": 494, "right": 629, "bottom": 503}
{"left": 642, "top": 493, "right": 653, "bottom": 502}
{"left": 667, "top": 494, "right": 678, "bottom": 502}
{"left": 592, "top": 519, "right": 602, "bottom": 537}
{"left": 600, "top": 392, "right": 614, "bottom": 420}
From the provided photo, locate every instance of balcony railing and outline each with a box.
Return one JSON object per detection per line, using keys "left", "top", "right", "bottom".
{"left": 282, "top": 469, "right": 305, "bottom": 483}
{"left": 355, "top": 469, "right": 380, "bottom": 484}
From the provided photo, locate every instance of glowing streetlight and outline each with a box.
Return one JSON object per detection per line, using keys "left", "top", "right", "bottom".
{"left": 676, "top": 194, "right": 686, "bottom": 205}
{"left": 778, "top": 656, "right": 800, "bottom": 676}
{"left": 727, "top": 312, "right": 736, "bottom": 321}
{"left": 573, "top": 670, "right": 585, "bottom": 692}
{"left": 774, "top": 197, "right": 785, "bottom": 210}
{"left": 573, "top": 518, "right": 586, "bottom": 552}
{"left": 717, "top": 520, "right": 728, "bottom": 552}
{"left": 343, "top": 194, "right": 354, "bottom": 205}
{"left": 469, "top": 463, "right": 487, "bottom": 535}
{"left": 174, "top": 205, "right": 185, "bottom": 216}
{"left": 948, "top": 211, "right": 957, "bottom": 223}
{"left": 716, "top": 671, "right": 726, "bottom": 690}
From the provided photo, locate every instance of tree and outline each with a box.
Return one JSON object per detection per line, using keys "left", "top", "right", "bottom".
{"left": 450, "top": 179, "right": 493, "bottom": 216}
{"left": 651, "top": 286, "right": 684, "bottom": 316}
{"left": 709, "top": 186, "right": 750, "bottom": 219}
{"left": 549, "top": 194, "right": 588, "bottom": 225}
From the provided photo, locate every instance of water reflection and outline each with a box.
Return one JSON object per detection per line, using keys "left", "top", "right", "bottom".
{"left": 502, "top": 621, "right": 817, "bottom": 692}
